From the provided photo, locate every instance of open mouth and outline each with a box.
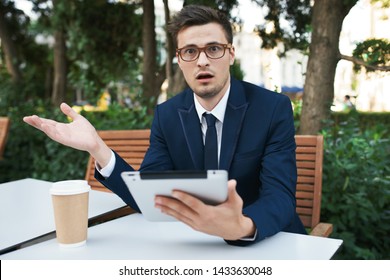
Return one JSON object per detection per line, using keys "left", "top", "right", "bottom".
{"left": 196, "top": 73, "right": 214, "bottom": 81}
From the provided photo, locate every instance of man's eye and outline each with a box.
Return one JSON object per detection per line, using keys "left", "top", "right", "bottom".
{"left": 208, "top": 45, "right": 222, "bottom": 53}
{"left": 183, "top": 48, "right": 197, "bottom": 55}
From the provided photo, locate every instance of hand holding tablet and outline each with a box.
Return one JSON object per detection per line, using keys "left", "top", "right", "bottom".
{"left": 121, "top": 170, "right": 228, "bottom": 221}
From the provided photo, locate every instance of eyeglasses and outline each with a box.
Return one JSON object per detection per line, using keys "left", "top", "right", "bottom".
{"left": 176, "top": 43, "right": 232, "bottom": 62}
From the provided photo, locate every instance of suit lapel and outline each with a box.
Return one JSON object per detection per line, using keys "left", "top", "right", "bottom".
{"left": 219, "top": 79, "right": 248, "bottom": 171}
{"left": 178, "top": 90, "right": 204, "bottom": 169}
{"left": 176, "top": 79, "right": 248, "bottom": 171}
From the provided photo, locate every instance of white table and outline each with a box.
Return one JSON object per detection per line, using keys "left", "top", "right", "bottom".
{"left": 1, "top": 213, "right": 343, "bottom": 260}
{"left": 0, "top": 178, "right": 126, "bottom": 253}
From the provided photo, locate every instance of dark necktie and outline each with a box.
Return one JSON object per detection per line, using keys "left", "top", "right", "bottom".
{"left": 203, "top": 113, "right": 218, "bottom": 170}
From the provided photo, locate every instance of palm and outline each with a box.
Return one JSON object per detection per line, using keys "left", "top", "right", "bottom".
{"left": 47, "top": 115, "right": 98, "bottom": 152}
{"left": 23, "top": 103, "right": 99, "bottom": 153}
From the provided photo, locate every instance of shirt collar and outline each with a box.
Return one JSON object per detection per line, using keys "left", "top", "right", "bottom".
{"left": 194, "top": 85, "right": 230, "bottom": 124}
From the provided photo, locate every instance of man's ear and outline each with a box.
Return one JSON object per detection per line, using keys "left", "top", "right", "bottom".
{"left": 176, "top": 54, "right": 183, "bottom": 70}
{"left": 229, "top": 46, "right": 235, "bottom": 65}
{"left": 229, "top": 57, "right": 235, "bottom": 66}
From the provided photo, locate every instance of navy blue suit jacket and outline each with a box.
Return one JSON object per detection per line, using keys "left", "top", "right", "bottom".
{"left": 96, "top": 77, "right": 307, "bottom": 245}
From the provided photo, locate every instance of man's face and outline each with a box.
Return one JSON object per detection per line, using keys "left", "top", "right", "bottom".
{"left": 177, "top": 22, "right": 235, "bottom": 104}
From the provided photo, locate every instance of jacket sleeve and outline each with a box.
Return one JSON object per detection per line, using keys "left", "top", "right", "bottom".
{"left": 227, "top": 95, "right": 299, "bottom": 246}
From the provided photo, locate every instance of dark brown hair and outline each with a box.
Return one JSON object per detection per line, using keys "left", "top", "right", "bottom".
{"left": 167, "top": 5, "right": 233, "bottom": 47}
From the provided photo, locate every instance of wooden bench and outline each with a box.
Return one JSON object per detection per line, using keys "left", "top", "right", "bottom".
{"left": 0, "top": 117, "right": 10, "bottom": 159}
{"left": 85, "top": 129, "right": 332, "bottom": 237}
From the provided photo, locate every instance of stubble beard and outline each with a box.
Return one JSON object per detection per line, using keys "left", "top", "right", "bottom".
{"left": 194, "top": 86, "right": 219, "bottom": 99}
{"left": 193, "top": 77, "right": 229, "bottom": 101}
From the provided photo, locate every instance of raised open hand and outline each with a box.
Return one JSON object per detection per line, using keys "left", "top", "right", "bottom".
{"left": 23, "top": 103, "right": 112, "bottom": 167}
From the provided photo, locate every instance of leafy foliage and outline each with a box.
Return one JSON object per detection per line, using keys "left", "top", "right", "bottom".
{"left": 371, "top": 0, "right": 390, "bottom": 8}
{"left": 321, "top": 113, "right": 390, "bottom": 259}
{"left": 230, "top": 60, "right": 245, "bottom": 81}
{"left": 352, "top": 38, "right": 390, "bottom": 72}
{"left": 253, "top": 0, "right": 312, "bottom": 51}
{"left": 0, "top": 0, "right": 50, "bottom": 94}
{"left": 67, "top": 1, "right": 142, "bottom": 91}
{"left": 0, "top": 60, "right": 47, "bottom": 105}
{"left": 28, "top": 0, "right": 143, "bottom": 101}
{"left": 184, "top": 0, "right": 239, "bottom": 19}
{"left": 0, "top": 0, "right": 32, "bottom": 57}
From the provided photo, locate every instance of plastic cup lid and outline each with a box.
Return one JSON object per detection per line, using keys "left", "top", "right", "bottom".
{"left": 50, "top": 180, "right": 91, "bottom": 195}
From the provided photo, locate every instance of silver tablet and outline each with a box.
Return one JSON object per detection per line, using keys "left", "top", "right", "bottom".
{"left": 121, "top": 170, "right": 228, "bottom": 222}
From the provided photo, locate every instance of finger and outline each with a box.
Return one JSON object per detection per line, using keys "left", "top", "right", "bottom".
{"left": 155, "top": 195, "right": 193, "bottom": 213}
{"left": 23, "top": 115, "right": 41, "bottom": 128}
{"left": 39, "top": 116, "right": 62, "bottom": 126}
{"left": 155, "top": 195, "right": 198, "bottom": 219}
{"left": 23, "top": 115, "right": 59, "bottom": 130}
{"left": 40, "top": 122, "right": 62, "bottom": 142}
{"left": 60, "top": 103, "right": 81, "bottom": 121}
{"left": 156, "top": 203, "right": 194, "bottom": 225}
{"left": 171, "top": 190, "right": 205, "bottom": 211}
{"left": 23, "top": 115, "right": 48, "bottom": 130}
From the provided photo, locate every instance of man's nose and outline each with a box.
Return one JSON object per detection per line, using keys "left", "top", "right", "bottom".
{"left": 197, "top": 51, "right": 210, "bottom": 66}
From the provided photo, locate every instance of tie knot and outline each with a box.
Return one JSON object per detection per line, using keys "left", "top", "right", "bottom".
{"left": 203, "top": 113, "right": 216, "bottom": 128}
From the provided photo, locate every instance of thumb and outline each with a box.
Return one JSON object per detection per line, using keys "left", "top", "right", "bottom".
{"left": 226, "top": 179, "right": 243, "bottom": 208}
{"left": 60, "top": 103, "right": 80, "bottom": 121}
{"left": 227, "top": 179, "right": 238, "bottom": 199}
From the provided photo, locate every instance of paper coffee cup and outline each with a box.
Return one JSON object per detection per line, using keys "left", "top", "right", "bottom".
{"left": 50, "top": 180, "right": 91, "bottom": 247}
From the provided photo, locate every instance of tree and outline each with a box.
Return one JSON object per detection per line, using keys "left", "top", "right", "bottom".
{"left": 299, "top": 0, "right": 356, "bottom": 134}
{"left": 142, "top": 0, "right": 159, "bottom": 100}
{"left": 0, "top": 0, "right": 52, "bottom": 103}
{"left": 30, "top": 0, "right": 143, "bottom": 104}
{"left": 162, "top": 0, "right": 175, "bottom": 94}
{"left": 0, "top": 0, "right": 25, "bottom": 83}
{"left": 51, "top": 0, "right": 68, "bottom": 106}
{"left": 67, "top": 1, "right": 142, "bottom": 101}
{"left": 254, "top": 0, "right": 389, "bottom": 134}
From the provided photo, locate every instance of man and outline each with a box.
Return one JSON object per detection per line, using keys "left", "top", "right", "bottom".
{"left": 24, "top": 5, "right": 306, "bottom": 246}
{"left": 343, "top": 95, "right": 355, "bottom": 111}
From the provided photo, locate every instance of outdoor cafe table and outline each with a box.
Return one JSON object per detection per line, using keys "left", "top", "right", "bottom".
{"left": 1, "top": 212, "right": 343, "bottom": 260}
{"left": 0, "top": 178, "right": 126, "bottom": 254}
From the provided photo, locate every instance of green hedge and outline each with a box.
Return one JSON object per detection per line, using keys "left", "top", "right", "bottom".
{"left": 331, "top": 111, "right": 390, "bottom": 136}
{"left": 320, "top": 115, "right": 390, "bottom": 259}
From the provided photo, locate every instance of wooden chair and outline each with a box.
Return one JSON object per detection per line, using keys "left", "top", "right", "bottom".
{"left": 0, "top": 117, "right": 10, "bottom": 159}
{"left": 295, "top": 135, "right": 333, "bottom": 237}
{"left": 84, "top": 129, "right": 151, "bottom": 220}
{"left": 85, "top": 129, "right": 151, "bottom": 192}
